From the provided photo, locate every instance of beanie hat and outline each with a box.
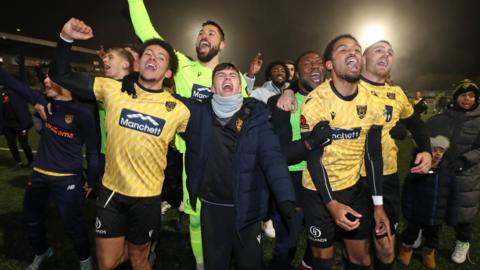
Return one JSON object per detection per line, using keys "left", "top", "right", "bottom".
{"left": 453, "top": 79, "right": 479, "bottom": 102}
{"left": 430, "top": 135, "right": 450, "bottom": 150}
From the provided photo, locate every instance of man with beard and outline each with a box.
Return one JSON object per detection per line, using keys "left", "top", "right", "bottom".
{"left": 300, "top": 34, "right": 390, "bottom": 270}
{"left": 359, "top": 40, "right": 431, "bottom": 270}
{"left": 267, "top": 51, "right": 326, "bottom": 270}
{"left": 49, "top": 18, "right": 190, "bottom": 270}
{"left": 251, "top": 60, "right": 290, "bottom": 104}
{"left": 126, "top": 2, "right": 262, "bottom": 267}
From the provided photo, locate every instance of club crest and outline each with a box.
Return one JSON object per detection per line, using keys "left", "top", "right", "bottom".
{"left": 165, "top": 101, "right": 176, "bottom": 112}
{"left": 387, "top": 92, "right": 396, "bottom": 100}
{"left": 356, "top": 105, "right": 367, "bottom": 119}
{"left": 235, "top": 118, "right": 244, "bottom": 132}
{"left": 64, "top": 114, "right": 74, "bottom": 124}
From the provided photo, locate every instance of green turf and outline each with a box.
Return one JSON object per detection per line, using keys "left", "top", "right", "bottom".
{"left": 0, "top": 110, "right": 478, "bottom": 269}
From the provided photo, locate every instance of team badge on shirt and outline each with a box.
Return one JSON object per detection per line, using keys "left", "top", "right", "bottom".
{"left": 356, "top": 105, "right": 367, "bottom": 119}
{"left": 370, "top": 91, "right": 379, "bottom": 97}
{"left": 235, "top": 118, "right": 244, "bottom": 132}
{"left": 165, "top": 101, "right": 176, "bottom": 112}
{"left": 64, "top": 115, "right": 74, "bottom": 124}
{"left": 387, "top": 92, "right": 396, "bottom": 100}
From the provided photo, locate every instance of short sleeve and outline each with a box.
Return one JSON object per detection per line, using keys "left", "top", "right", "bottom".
{"left": 397, "top": 87, "right": 414, "bottom": 119}
{"left": 92, "top": 77, "right": 121, "bottom": 102}
{"left": 176, "top": 107, "right": 190, "bottom": 133}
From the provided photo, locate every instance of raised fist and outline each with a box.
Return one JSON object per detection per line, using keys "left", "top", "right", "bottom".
{"left": 61, "top": 18, "right": 94, "bottom": 41}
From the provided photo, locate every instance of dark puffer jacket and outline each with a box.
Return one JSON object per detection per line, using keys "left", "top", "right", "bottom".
{"left": 181, "top": 97, "right": 295, "bottom": 231}
{"left": 427, "top": 104, "right": 480, "bottom": 225}
{"left": 402, "top": 162, "right": 453, "bottom": 226}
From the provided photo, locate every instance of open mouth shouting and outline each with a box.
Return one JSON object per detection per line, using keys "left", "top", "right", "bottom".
{"left": 310, "top": 72, "right": 322, "bottom": 84}
{"left": 345, "top": 55, "right": 360, "bottom": 73}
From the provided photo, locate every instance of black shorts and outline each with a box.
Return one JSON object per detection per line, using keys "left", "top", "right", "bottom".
{"left": 302, "top": 182, "right": 371, "bottom": 248}
{"left": 360, "top": 173, "right": 400, "bottom": 233}
{"left": 95, "top": 185, "right": 161, "bottom": 245}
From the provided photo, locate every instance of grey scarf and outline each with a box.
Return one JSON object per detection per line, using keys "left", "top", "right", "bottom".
{"left": 211, "top": 94, "right": 243, "bottom": 118}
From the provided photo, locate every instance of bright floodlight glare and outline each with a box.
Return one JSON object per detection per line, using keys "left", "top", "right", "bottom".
{"left": 361, "top": 24, "right": 385, "bottom": 47}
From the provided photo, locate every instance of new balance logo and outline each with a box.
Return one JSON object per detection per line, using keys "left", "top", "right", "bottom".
{"left": 66, "top": 184, "right": 75, "bottom": 191}
{"left": 119, "top": 109, "right": 165, "bottom": 137}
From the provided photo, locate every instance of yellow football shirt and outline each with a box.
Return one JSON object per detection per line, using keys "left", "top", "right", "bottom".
{"left": 301, "top": 80, "right": 384, "bottom": 191}
{"left": 360, "top": 79, "right": 414, "bottom": 175}
{"left": 93, "top": 77, "right": 190, "bottom": 197}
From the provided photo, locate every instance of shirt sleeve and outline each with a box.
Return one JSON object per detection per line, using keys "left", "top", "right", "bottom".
{"left": 300, "top": 93, "right": 327, "bottom": 134}
{"left": 397, "top": 87, "right": 414, "bottom": 119}
{"left": 176, "top": 105, "right": 190, "bottom": 133}
{"left": 92, "top": 77, "right": 120, "bottom": 102}
{"left": 0, "top": 67, "right": 47, "bottom": 106}
{"left": 128, "top": 0, "right": 163, "bottom": 42}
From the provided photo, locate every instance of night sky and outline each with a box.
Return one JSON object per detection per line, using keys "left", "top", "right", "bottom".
{"left": 2, "top": 0, "right": 480, "bottom": 91}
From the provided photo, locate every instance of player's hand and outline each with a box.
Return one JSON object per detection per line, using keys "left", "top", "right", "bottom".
{"left": 326, "top": 200, "right": 362, "bottom": 231}
{"left": 277, "top": 89, "right": 297, "bottom": 112}
{"left": 20, "top": 130, "right": 27, "bottom": 136}
{"left": 247, "top": 52, "right": 263, "bottom": 78}
{"left": 373, "top": 205, "right": 392, "bottom": 239}
{"left": 410, "top": 151, "right": 432, "bottom": 174}
{"left": 83, "top": 182, "right": 93, "bottom": 198}
{"left": 413, "top": 98, "right": 428, "bottom": 115}
{"left": 306, "top": 121, "right": 332, "bottom": 149}
{"left": 35, "top": 103, "right": 52, "bottom": 121}
{"left": 61, "top": 18, "right": 94, "bottom": 41}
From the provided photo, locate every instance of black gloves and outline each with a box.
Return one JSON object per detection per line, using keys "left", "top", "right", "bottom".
{"left": 450, "top": 156, "right": 468, "bottom": 173}
{"left": 389, "top": 121, "right": 407, "bottom": 140}
{"left": 413, "top": 98, "right": 428, "bottom": 115}
{"left": 121, "top": 72, "right": 139, "bottom": 98}
{"left": 305, "top": 121, "right": 332, "bottom": 150}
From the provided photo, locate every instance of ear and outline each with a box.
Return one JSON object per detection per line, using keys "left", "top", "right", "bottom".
{"left": 210, "top": 85, "right": 217, "bottom": 94}
{"left": 164, "top": 69, "right": 173, "bottom": 79}
{"left": 325, "top": 60, "right": 333, "bottom": 71}
{"left": 122, "top": 61, "right": 130, "bottom": 71}
{"left": 219, "top": 40, "right": 225, "bottom": 52}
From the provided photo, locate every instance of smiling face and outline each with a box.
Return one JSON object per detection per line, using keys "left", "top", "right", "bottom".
{"left": 297, "top": 52, "right": 325, "bottom": 91}
{"left": 456, "top": 91, "right": 477, "bottom": 110}
{"left": 270, "top": 64, "right": 287, "bottom": 87}
{"left": 211, "top": 67, "right": 241, "bottom": 97}
{"left": 325, "top": 37, "right": 362, "bottom": 83}
{"left": 138, "top": 44, "right": 172, "bottom": 84}
{"left": 195, "top": 24, "right": 225, "bottom": 63}
{"left": 363, "top": 41, "right": 394, "bottom": 79}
